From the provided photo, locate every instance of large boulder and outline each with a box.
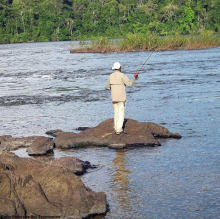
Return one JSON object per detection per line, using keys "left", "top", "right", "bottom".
{"left": 0, "top": 136, "right": 54, "bottom": 156}
{"left": 54, "top": 118, "right": 181, "bottom": 149}
{"left": 27, "top": 136, "right": 54, "bottom": 156}
{"left": 0, "top": 152, "right": 108, "bottom": 218}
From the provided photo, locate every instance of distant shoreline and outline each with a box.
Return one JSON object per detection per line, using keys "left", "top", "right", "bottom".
{"left": 70, "top": 33, "right": 220, "bottom": 53}
{"left": 70, "top": 45, "right": 220, "bottom": 53}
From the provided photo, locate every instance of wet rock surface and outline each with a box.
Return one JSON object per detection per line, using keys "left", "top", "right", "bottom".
{"left": 0, "top": 151, "right": 108, "bottom": 218}
{"left": 54, "top": 118, "right": 181, "bottom": 149}
{"left": 36, "top": 156, "right": 94, "bottom": 175}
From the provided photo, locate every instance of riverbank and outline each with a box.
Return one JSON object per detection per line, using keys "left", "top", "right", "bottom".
{"left": 70, "top": 32, "right": 220, "bottom": 53}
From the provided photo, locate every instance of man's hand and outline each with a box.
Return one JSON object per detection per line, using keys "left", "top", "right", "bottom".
{"left": 134, "top": 72, "right": 139, "bottom": 79}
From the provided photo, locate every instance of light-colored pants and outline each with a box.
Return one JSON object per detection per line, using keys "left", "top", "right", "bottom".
{"left": 113, "top": 101, "right": 125, "bottom": 133}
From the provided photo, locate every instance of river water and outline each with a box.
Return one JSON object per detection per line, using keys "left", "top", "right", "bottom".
{"left": 0, "top": 41, "right": 220, "bottom": 218}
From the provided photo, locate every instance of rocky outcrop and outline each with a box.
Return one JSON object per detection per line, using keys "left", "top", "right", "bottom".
{"left": 36, "top": 156, "right": 94, "bottom": 175}
{"left": 0, "top": 118, "right": 181, "bottom": 153}
{"left": 0, "top": 135, "right": 12, "bottom": 143}
{"left": 142, "top": 122, "right": 181, "bottom": 138}
{"left": 0, "top": 135, "right": 12, "bottom": 153}
{"left": 54, "top": 118, "right": 181, "bottom": 149}
{"left": 0, "top": 119, "right": 181, "bottom": 217}
{"left": 45, "top": 129, "right": 64, "bottom": 137}
{"left": 27, "top": 136, "right": 54, "bottom": 156}
{"left": 0, "top": 136, "right": 40, "bottom": 152}
{"left": 0, "top": 151, "right": 108, "bottom": 218}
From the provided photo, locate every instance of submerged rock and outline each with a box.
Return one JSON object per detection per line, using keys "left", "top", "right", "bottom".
{"left": 0, "top": 151, "right": 108, "bottom": 218}
{"left": 45, "top": 129, "right": 64, "bottom": 137}
{"left": 75, "top": 127, "right": 91, "bottom": 131}
{"left": 54, "top": 118, "right": 181, "bottom": 149}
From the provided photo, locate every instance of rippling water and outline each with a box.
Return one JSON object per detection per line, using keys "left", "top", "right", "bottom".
{"left": 1, "top": 42, "right": 220, "bottom": 218}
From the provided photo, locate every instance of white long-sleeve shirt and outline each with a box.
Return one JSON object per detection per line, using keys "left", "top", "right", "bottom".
{"left": 105, "top": 70, "right": 136, "bottom": 102}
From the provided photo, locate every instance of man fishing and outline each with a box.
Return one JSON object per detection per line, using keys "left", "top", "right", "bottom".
{"left": 105, "top": 62, "right": 139, "bottom": 135}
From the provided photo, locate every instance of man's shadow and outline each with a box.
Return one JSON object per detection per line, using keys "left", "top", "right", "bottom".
{"left": 122, "top": 118, "right": 128, "bottom": 130}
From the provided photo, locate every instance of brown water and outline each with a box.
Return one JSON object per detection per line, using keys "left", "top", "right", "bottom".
{"left": 1, "top": 41, "right": 220, "bottom": 218}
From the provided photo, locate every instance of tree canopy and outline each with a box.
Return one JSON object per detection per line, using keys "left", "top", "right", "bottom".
{"left": 0, "top": 0, "right": 219, "bottom": 43}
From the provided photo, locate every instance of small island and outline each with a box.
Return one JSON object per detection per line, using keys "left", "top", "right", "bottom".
{"left": 1, "top": 118, "right": 181, "bottom": 154}
{"left": 70, "top": 32, "right": 220, "bottom": 54}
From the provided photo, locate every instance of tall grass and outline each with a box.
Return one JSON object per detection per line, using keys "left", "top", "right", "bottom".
{"left": 158, "top": 31, "right": 220, "bottom": 50}
{"left": 71, "top": 37, "right": 118, "bottom": 53}
{"left": 70, "top": 31, "right": 220, "bottom": 53}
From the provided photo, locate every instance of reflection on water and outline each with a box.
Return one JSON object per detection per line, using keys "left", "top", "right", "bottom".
{"left": 112, "top": 150, "right": 131, "bottom": 211}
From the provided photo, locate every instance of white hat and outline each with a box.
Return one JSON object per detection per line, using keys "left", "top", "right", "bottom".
{"left": 112, "top": 62, "right": 121, "bottom": 70}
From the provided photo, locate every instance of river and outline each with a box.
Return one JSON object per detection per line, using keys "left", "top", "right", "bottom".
{"left": 0, "top": 41, "right": 220, "bottom": 218}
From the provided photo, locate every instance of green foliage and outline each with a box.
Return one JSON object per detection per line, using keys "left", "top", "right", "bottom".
{"left": 0, "top": 0, "right": 219, "bottom": 44}
{"left": 178, "top": 6, "right": 195, "bottom": 34}
{"left": 118, "top": 33, "right": 157, "bottom": 51}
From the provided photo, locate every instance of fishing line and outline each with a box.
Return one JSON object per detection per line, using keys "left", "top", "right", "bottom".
{"left": 130, "top": 0, "right": 176, "bottom": 114}
{"left": 136, "top": 0, "right": 176, "bottom": 71}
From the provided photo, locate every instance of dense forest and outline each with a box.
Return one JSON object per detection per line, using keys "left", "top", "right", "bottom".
{"left": 0, "top": 0, "right": 219, "bottom": 44}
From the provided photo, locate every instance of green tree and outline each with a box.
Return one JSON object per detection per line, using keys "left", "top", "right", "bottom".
{"left": 0, "top": 0, "right": 219, "bottom": 44}
{"left": 178, "top": 6, "right": 195, "bottom": 34}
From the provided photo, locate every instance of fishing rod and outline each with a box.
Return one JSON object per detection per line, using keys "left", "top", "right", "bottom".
{"left": 136, "top": 37, "right": 166, "bottom": 73}
{"left": 138, "top": 48, "right": 157, "bottom": 71}
{"left": 136, "top": 0, "right": 176, "bottom": 72}
{"left": 130, "top": 0, "right": 175, "bottom": 112}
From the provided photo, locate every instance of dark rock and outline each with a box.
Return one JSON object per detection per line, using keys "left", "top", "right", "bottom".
{"left": 0, "top": 146, "right": 7, "bottom": 154}
{"left": 50, "top": 157, "right": 93, "bottom": 175}
{"left": 36, "top": 156, "right": 93, "bottom": 175}
{"left": 0, "top": 136, "right": 41, "bottom": 152}
{"left": 144, "top": 122, "right": 182, "bottom": 138}
{"left": 45, "top": 129, "right": 64, "bottom": 137}
{"left": 54, "top": 132, "right": 80, "bottom": 148}
{"left": 0, "top": 151, "right": 108, "bottom": 218}
{"left": 54, "top": 118, "right": 181, "bottom": 149}
{"left": 0, "top": 135, "right": 12, "bottom": 154}
{"left": 108, "top": 143, "right": 126, "bottom": 149}
{"left": 76, "top": 127, "right": 91, "bottom": 131}
{"left": 0, "top": 135, "right": 12, "bottom": 144}
{"left": 27, "top": 136, "right": 54, "bottom": 156}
